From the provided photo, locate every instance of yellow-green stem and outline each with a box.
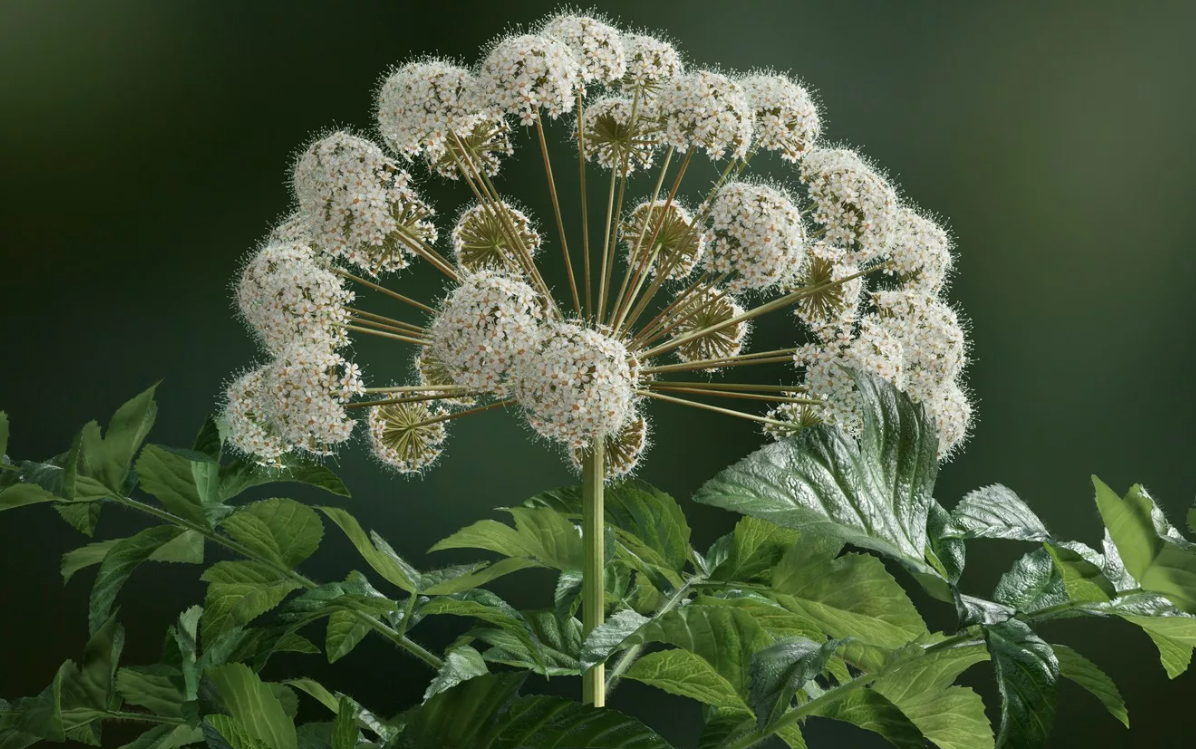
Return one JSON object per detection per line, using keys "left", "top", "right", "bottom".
{"left": 581, "top": 442, "right": 606, "bottom": 706}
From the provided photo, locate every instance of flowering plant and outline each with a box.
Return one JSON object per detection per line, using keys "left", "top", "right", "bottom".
{"left": 2, "top": 10, "right": 1193, "bottom": 749}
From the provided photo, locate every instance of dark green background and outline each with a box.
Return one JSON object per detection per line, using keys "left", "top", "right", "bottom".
{"left": 2, "top": 1, "right": 1194, "bottom": 746}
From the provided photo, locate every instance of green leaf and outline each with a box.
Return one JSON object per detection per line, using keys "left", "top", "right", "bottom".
{"left": 771, "top": 552, "right": 928, "bottom": 649}
{"left": 1044, "top": 542, "right": 1115, "bottom": 604}
{"left": 984, "top": 619, "right": 1058, "bottom": 749}
{"left": 923, "top": 500, "right": 966, "bottom": 601}
{"left": 60, "top": 613, "right": 124, "bottom": 717}
{"left": 201, "top": 561, "right": 302, "bottom": 645}
{"left": 1141, "top": 628, "right": 1192, "bottom": 678}
{"left": 318, "top": 507, "right": 418, "bottom": 593}
{"left": 331, "top": 697, "right": 359, "bottom": 749}
{"left": 116, "top": 724, "right": 204, "bottom": 749}
{"left": 203, "top": 714, "right": 271, "bottom": 749}
{"left": 580, "top": 609, "right": 650, "bottom": 669}
{"left": 62, "top": 540, "right": 119, "bottom": 583}
{"left": 90, "top": 526, "right": 185, "bottom": 633}
{"left": 223, "top": 499, "right": 323, "bottom": 568}
{"left": 871, "top": 641, "right": 993, "bottom": 749}
{"left": 220, "top": 456, "right": 349, "bottom": 502}
{"left": 135, "top": 444, "right": 223, "bottom": 528}
{"left": 487, "top": 694, "right": 674, "bottom": 749}
{"left": 706, "top": 517, "right": 806, "bottom": 584}
{"left": 420, "top": 591, "right": 546, "bottom": 672}
{"left": 1052, "top": 644, "right": 1128, "bottom": 728}
{"left": 993, "top": 548, "right": 1068, "bottom": 617}
{"left": 430, "top": 506, "right": 583, "bottom": 571}
{"left": 947, "top": 485, "right": 1049, "bottom": 542}
{"left": 150, "top": 529, "right": 205, "bottom": 564}
{"left": 56, "top": 501, "right": 102, "bottom": 537}
{"left": 1094, "top": 477, "right": 1196, "bottom": 613}
{"left": 193, "top": 417, "right": 223, "bottom": 462}
{"left": 424, "top": 644, "right": 489, "bottom": 700}
{"left": 476, "top": 609, "right": 582, "bottom": 676}
{"left": 809, "top": 689, "right": 924, "bottom": 749}
{"left": 692, "top": 594, "right": 825, "bottom": 642}
{"left": 279, "top": 571, "right": 397, "bottom": 623}
{"left": 397, "top": 672, "right": 526, "bottom": 749}
{"left": 116, "top": 665, "right": 186, "bottom": 717}
{"left": 0, "top": 481, "right": 60, "bottom": 512}
{"left": 420, "top": 557, "right": 539, "bottom": 595}
{"left": 325, "top": 610, "right": 370, "bottom": 663}
{"left": 1188, "top": 505, "right": 1196, "bottom": 536}
{"left": 206, "top": 663, "right": 297, "bottom": 749}
{"left": 749, "top": 637, "right": 845, "bottom": 729}
{"left": 79, "top": 383, "right": 159, "bottom": 495}
{"left": 625, "top": 648, "right": 747, "bottom": 710}
{"left": 694, "top": 370, "right": 938, "bottom": 574}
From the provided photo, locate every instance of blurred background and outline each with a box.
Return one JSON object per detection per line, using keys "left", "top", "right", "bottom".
{"left": 1, "top": 1, "right": 1194, "bottom": 746}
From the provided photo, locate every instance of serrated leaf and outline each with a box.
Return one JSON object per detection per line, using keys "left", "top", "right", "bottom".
{"left": 279, "top": 572, "right": 397, "bottom": 623}
{"left": 694, "top": 371, "right": 938, "bottom": 574}
{"left": 430, "top": 506, "right": 584, "bottom": 571}
{"left": 1141, "top": 628, "right": 1192, "bottom": 678}
{"left": 1044, "top": 542, "right": 1115, "bottom": 604}
{"left": 0, "top": 481, "right": 60, "bottom": 512}
{"left": 810, "top": 688, "right": 924, "bottom": 749}
{"left": 193, "top": 417, "right": 223, "bottom": 462}
{"left": 750, "top": 637, "right": 846, "bottom": 729}
{"left": 318, "top": 507, "right": 417, "bottom": 593}
{"left": 956, "top": 595, "right": 1014, "bottom": 627}
{"left": 219, "top": 456, "right": 349, "bottom": 502}
{"left": 947, "top": 485, "right": 1049, "bottom": 542}
{"left": 1052, "top": 644, "right": 1128, "bottom": 728}
{"left": 62, "top": 540, "right": 119, "bottom": 583}
{"left": 771, "top": 552, "right": 928, "bottom": 649}
{"left": 692, "top": 594, "right": 825, "bottom": 642}
{"left": 115, "top": 724, "right": 204, "bottom": 749}
{"left": 201, "top": 561, "right": 302, "bottom": 645}
{"left": 203, "top": 714, "right": 271, "bottom": 749}
{"left": 871, "top": 641, "right": 992, "bottom": 749}
{"left": 396, "top": 672, "right": 525, "bottom": 749}
{"left": 420, "top": 557, "right": 539, "bottom": 595}
{"left": 993, "top": 548, "right": 1068, "bottom": 617}
{"left": 420, "top": 591, "right": 546, "bottom": 672}
{"left": 223, "top": 499, "right": 323, "bottom": 568}
{"left": 707, "top": 517, "right": 807, "bottom": 584}
{"left": 90, "top": 526, "right": 185, "bottom": 633}
{"left": 78, "top": 383, "right": 159, "bottom": 495}
{"left": 580, "top": 609, "right": 650, "bottom": 669}
{"left": 1094, "top": 477, "right": 1196, "bottom": 613}
{"left": 325, "top": 610, "right": 370, "bottom": 663}
{"left": 625, "top": 649, "right": 748, "bottom": 710}
{"left": 922, "top": 500, "right": 966, "bottom": 603}
{"left": 984, "top": 619, "right": 1058, "bottom": 749}
{"left": 116, "top": 665, "right": 185, "bottom": 717}
{"left": 424, "top": 644, "right": 489, "bottom": 700}
{"left": 60, "top": 613, "right": 124, "bottom": 716}
{"left": 331, "top": 697, "right": 359, "bottom": 749}
{"left": 136, "top": 444, "right": 222, "bottom": 528}
{"left": 56, "top": 501, "right": 102, "bottom": 537}
{"left": 476, "top": 609, "right": 582, "bottom": 676}
{"left": 206, "top": 663, "right": 297, "bottom": 749}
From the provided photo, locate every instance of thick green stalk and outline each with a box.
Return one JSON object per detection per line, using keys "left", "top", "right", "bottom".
{"left": 581, "top": 442, "right": 606, "bottom": 706}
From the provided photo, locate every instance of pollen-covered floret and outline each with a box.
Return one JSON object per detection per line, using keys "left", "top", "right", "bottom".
{"left": 428, "top": 271, "right": 546, "bottom": 395}
{"left": 739, "top": 73, "right": 820, "bottom": 162}
{"left": 884, "top": 208, "right": 954, "bottom": 292}
{"left": 668, "top": 285, "right": 749, "bottom": 363}
{"left": 620, "top": 200, "right": 703, "bottom": 280}
{"left": 479, "top": 34, "right": 583, "bottom": 124}
{"left": 376, "top": 59, "right": 487, "bottom": 161}
{"left": 511, "top": 323, "right": 638, "bottom": 449}
{"left": 654, "top": 70, "right": 753, "bottom": 161}
{"left": 873, "top": 290, "right": 966, "bottom": 396}
{"left": 425, "top": 116, "right": 514, "bottom": 180}
{"left": 268, "top": 212, "right": 314, "bottom": 245}
{"left": 368, "top": 397, "right": 449, "bottom": 474}
{"left": 222, "top": 366, "right": 292, "bottom": 465}
{"left": 703, "top": 181, "right": 805, "bottom": 293}
{"left": 923, "top": 379, "right": 972, "bottom": 460}
{"left": 800, "top": 148, "right": 899, "bottom": 263}
{"left": 541, "top": 13, "right": 626, "bottom": 85}
{"left": 787, "top": 241, "right": 863, "bottom": 339}
{"left": 569, "top": 415, "right": 649, "bottom": 479}
{"left": 293, "top": 131, "right": 438, "bottom": 276}
{"left": 236, "top": 241, "right": 354, "bottom": 354}
{"left": 414, "top": 351, "right": 476, "bottom": 407}
{"left": 451, "top": 201, "right": 541, "bottom": 274}
{"left": 261, "top": 343, "right": 365, "bottom": 455}
{"left": 620, "top": 34, "right": 684, "bottom": 91}
{"left": 579, "top": 95, "right": 658, "bottom": 174}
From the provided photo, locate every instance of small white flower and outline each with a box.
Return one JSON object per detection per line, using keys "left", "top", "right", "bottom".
{"left": 620, "top": 199, "right": 704, "bottom": 280}
{"left": 541, "top": 13, "right": 626, "bottom": 85}
{"left": 293, "top": 131, "right": 438, "bottom": 276}
{"left": 579, "top": 95, "right": 658, "bottom": 174}
{"left": 368, "top": 397, "right": 449, "bottom": 474}
{"left": 428, "top": 271, "right": 546, "bottom": 396}
{"left": 884, "top": 208, "right": 954, "bottom": 292}
{"left": 739, "top": 72, "right": 821, "bottom": 162}
{"left": 654, "top": 70, "right": 753, "bottom": 161}
{"left": 222, "top": 366, "right": 293, "bottom": 465}
{"left": 800, "top": 147, "right": 899, "bottom": 263}
{"left": 376, "top": 59, "right": 487, "bottom": 161}
{"left": 786, "top": 241, "right": 864, "bottom": 339}
{"left": 922, "top": 379, "right": 972, "bottom": 460}
{"left": 873, "top": 289, "right": 967, "bottom": 396}
{"left": 235, "top": 240, "right": 354, "bottom": 354}
{"left": 451, "top": 200, "right": 541, "bottom": 274}
{"left": 620, "top": 34, "right": 684, "bottom": 91}
{"left": 424, "top": 116, "right": 514, "bottom": 180}
{"left": 478, "top": 34, "right": 583, "bottom": 122}
{"left": 703, "top": 181, "right": 805, "bottom": 293}
{"left": 261, "top": 343, "right": 365, "bottom": 455}
{"left": 511, "top": 323, "right": 639, "bottom": 449}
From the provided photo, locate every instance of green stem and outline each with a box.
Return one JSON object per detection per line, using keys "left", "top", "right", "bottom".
{"left": 103, "top": 711, "right": 188, "bottom": 726}
{"left": 581, "top": 441, "right": 606, "bottom": 706}
{"left": 396, "top": 592, "right": 419, "bottom": 639}
{"left": 110, "top": 495, "right": 444, "bottom": 671}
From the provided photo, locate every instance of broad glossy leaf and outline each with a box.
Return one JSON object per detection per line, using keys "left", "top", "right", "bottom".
{"left": 625, "top": 649, "right": 748, "bottom": 710}
{"left": 489, "top": 695, "right": 674, "bottom": 749}
{"left": 993, "top": 549, "right": 1068, "bottom": 617}
{"left": 219, "top": 455, "right": 349, "bottom": 502}
{"left": 116, "top": 724, "right": 203, "bottom": 749}
{"left": 1052, "top": 644, "right": 1128, "bottom": 728}
{"left": 420, "top": 557, "right": 538, "bottom": 595}
{"left": 477, "top": 609, "right": 582, "bottom": 676}
{"left": 331, "top": 697, "right": 359, "bottom": 749}
{"left": 206, "top": 663, "right": 297, "bottom": 749}
{"left": 135, "top": 444, "right": 222, "bottom": 527}
{"left": 580, "top": 609, "right": 650, "bottom": 670}
{"left": 771, "top": 552, "right": 928, "bottom": 649}
{"left": 956, "top": 595, "right": 1014, "bottom": 627}
{"left": 116, "top": 665, "right": 186, "bottom": 717}
{"left": 430, "top": 506, "right": 583, "bottom": 571}
{"left": 921, "top": 500, "right": 966, "bottom": 603}
{"left": 706, "top": 517, "right": 806, "bottom": 584}
{"left": 424, "top": 644, "right": 488, "bottom": 700}
{"left": 947, "top": 485, "right": 1049, "bottom": 542}
{"left": 223, "top": 499, "right": 323, "bottom": 568}
{"left": 1044, "top": 542, "right": 1114, "bottom": 604}
{"left": 90, "top": 526, "right": 185, "bottom": 633}
{"left": 871, "top": 641, "right": 992, "bottom": 749}
{"left": 984, "top": 619, "right": 1058, "bottom": 749}
{"left": 201, "top": 561, "right": 302, "bottom": 645}
{"left": 280, "top": 572, "right": 397, "bottom": 623}
{"left": 809, "top": 688, "right": 924, "bottom": 749}
{"left": 694, "top": 371, "right": 938, "bottom": 573}
{"left": 749, "top": 637, "right": 846, "bottom": 729}
{"left": 325, "top": 610, "right": 369, "bottom": 663}
{"left": 692, "top": 594, "right": 825, "bottom": 642}
{"left": 396, "top": 672, "right": 526, "bottom": 749}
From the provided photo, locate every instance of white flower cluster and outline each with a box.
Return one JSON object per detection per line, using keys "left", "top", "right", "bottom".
{"left": 236, "top": 241, "right": 353, "bottom": 354}
{"left": 654, "top": 71, "right": 753, "bottom": 160}
{"left": 884, "top": 208, "right": 954, "bottom": 292}
{"left": 368, "top": 398, "right": 449, "bottom": 474}
{"left": 479, "top": 34, "right": 582, "bottom": 125}
{"left": 222, "top": 368, "right": 291, "bottom": 465}
{"left": 541, "top": 13, "right": 626, "bottom": 85}
{"left": 620, "top": 34, "right": 684, "bottom": 90}
{"left": 424, "top": 117, "right": 513, "bottom": 180}
{"left": 511, "top": 324, "right": 639, "bottom": 449}
{"left": 451, "top": 201, "right": 541, "bottom": 274}
{"left": 873, "top": 289, "right": 967, "bottom": 399}
{"left": 740, "top": 73, "right": 821, "bottom": 162}
{"left": 669, "top": 285, "right": 748, "bottom": 363}
{"left": 580, "top": 95, "right": 658, "bottom": 174}
{"left": 428, "top": 271, "right": 545, "bottom": 395}
{"left": 703, "top": 181, "right": 806, "bottom": 293}
{"left": 262, "top": 343, "right": 364, "bottom": 455}
{"left": 620, "top": 199, "right": 703, "bottom": 280}
{"left": 292, "top": 131, "right": 438, "bottom": 276}
{"left": 376, "top": 60, "right": 486, "bottom": 160}
{"left": 800, "top": 148, "right": 899, "bottom": 263}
